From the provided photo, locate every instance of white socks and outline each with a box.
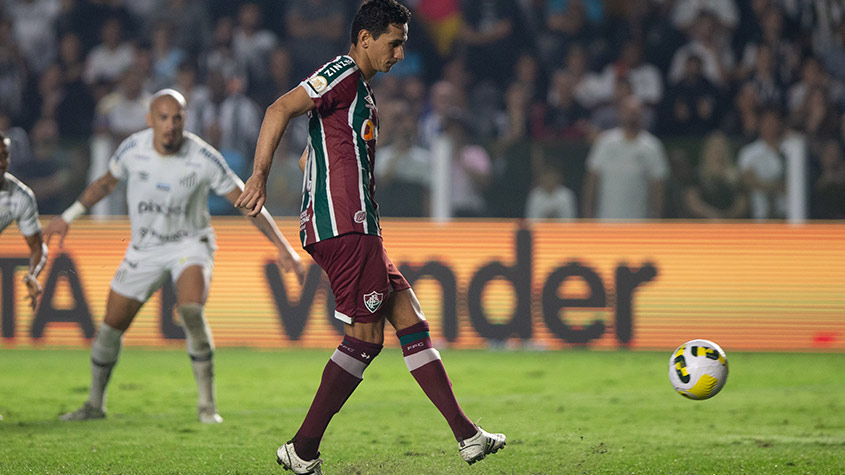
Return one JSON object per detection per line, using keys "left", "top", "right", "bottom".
{"left": 88, "top": 322, "right": 124, "bottom": 411}
{"left": 179, "top": 303, "right": 216, "bottom": 412}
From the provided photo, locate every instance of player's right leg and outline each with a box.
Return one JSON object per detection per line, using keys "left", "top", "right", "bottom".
{"left": 60, "top": 291, "right": 143, "bottom": 421}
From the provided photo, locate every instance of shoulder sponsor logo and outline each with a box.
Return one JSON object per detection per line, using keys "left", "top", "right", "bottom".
{"left": 309, "top": 75, "right": 328, "bottom": 93}
{"left": 361, "top": 119, "right": 376, "bottom": 142}
{"left": 363, "top": 290, "right": 384, "bottom": 314}
{"left": 354, "top": 210, "right": 367, "bottom": 223}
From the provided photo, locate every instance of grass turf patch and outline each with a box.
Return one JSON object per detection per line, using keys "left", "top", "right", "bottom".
{"left": 0, "top": 348, "right": 843, "bottom": 474}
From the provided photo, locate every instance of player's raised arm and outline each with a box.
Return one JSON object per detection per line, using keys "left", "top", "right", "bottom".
{"left": 235, "top": 86, "right": 314, "bottom": 217}
{"left": 44, "top": 171, "right": 120, "bottom": 248}
{"left": 225, "top": 186, "right": 306, "bottom": 286}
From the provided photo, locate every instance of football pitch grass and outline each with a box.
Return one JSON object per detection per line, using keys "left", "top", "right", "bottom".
{"left": 1, "top": 348, "right": 843, "bottom": 474}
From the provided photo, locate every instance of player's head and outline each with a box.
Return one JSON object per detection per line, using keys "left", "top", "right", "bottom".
{"left": 0, "top": 131, "right": 10, "bottom": 178}
{"left": 147, "top": 88, "right": 187, "bottom": 154}
{"left": 350, "top": 0, "right": 410, "bottom": 74}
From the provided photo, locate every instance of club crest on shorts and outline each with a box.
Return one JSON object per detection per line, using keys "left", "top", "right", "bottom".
{"left": 363, "top": 290, "right": 384, "bottom": 313}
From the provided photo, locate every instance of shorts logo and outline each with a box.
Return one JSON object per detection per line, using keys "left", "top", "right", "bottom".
{"left": 309, "top": 75, "right": 328, "bottom": 93}
{"left": 361, "top": 119, "right": 376, "bottom": 141}
{"left": 363, "top": 290, "right": 384, "bottom": 314}
{"left": 354, "top": 210, "right": 366, "bottom": 223}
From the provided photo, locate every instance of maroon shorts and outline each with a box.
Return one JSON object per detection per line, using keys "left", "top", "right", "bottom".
{"left": 306, "top": 233, "right": 410, "bottom": 324}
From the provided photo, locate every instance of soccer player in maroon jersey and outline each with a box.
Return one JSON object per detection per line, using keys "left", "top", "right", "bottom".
{"left": 236, "top": 0, "right": 506, "bottom": 472}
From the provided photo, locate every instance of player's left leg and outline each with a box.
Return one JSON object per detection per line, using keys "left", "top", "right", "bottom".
{"left": 385, "top": 289, "right": 506, "bottom": 464}
{"left": 174, "top": 264, "right": 221, "bottom": 423}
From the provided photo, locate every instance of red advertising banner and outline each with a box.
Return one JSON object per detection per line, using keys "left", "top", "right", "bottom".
{"left": 1, "top": 219, "right": 843, "bottom": 351}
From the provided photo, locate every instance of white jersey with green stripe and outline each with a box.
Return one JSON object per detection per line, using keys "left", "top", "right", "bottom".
{"left": 298, "top": 55, "right": 381, "bottom": 247}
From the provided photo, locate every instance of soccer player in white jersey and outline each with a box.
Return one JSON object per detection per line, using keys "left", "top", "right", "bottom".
{"left": 236, "top": 1, "right": 505, "bottom": 472}
{"left": 0, "top": 132, "right": 47, "bottom": 311}
{"left": 47, "top": 89, "right": 305, "bottom": 423}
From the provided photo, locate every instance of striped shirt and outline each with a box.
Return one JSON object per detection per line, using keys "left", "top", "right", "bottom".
{"left": 299, "top": 55, "right": 380, "bottom": 247}
{"left": 0, "top": 173, "right": 41, "bottom": 237}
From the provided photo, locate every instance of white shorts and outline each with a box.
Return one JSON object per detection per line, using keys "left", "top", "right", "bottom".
{"left": 110, "top": 234, "right": 216, "bottom": 302}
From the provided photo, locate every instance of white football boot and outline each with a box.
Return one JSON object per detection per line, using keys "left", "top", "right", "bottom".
{"left": 198, "top": 406, "right": 223, "bottom": 424}
{"left": 59, "top": 402, "right": 106, "bottom": 421}
{"left": 276, "top": 441, "right": 323, "bottom": 474}
{"left": 459, "top": 426, "right": 506, "bottom": 464}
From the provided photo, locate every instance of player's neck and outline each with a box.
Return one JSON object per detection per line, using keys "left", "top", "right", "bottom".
{"left": 348, "top": 47, "right": 375, "bottom": 82}
{"left": 154, "top": 139, "right": 184, "bottom": 156}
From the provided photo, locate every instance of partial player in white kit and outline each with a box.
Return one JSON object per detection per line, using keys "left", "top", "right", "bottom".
{"left": 46, "top": 89, "right": 304, "bottom": 423}
{"left": 0, "top": 132, "right": 48, "bottom": 312}
{"left": 0, "top": 131, "right": 48, "bottom": 424}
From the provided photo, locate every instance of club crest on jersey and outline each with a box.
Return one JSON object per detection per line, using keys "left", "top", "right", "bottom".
{"left": 363, "top": 290, "right": 384, "bottom": 313}
{"left": 308, "top": 75, "right": 328, "bottom": 93}
{"left": 361, "top": 119, "right": 376, "bottom": 142}
{"left": 354, "top": 210, "right": 366, "bottom": 223}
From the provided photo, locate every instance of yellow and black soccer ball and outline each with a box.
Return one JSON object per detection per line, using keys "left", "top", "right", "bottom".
{"left": 668, "top": 339, "right": 729, "bottom": 400}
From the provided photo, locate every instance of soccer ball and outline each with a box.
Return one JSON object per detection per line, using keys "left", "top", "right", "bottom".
{"left": 668, "top": 339, "right": 728, "bottom": 400}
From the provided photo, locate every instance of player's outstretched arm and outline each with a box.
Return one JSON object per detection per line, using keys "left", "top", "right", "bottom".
{"left": 22, "top": 233, "right": 47, "bottom": 310}
{"left": 236, "top": 86, "right": 314, "bottom": 217}
{"left": 226, "top": 187, "right": 306, "bottom": 286}
{"left": 45, "top": 172, "right": 120, "bottom": 248}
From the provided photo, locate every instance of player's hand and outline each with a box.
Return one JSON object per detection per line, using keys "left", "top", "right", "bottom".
{"left": 235, "top": 174, "right": 267, "bottom": 217}
{"left": 23, "top": 274, "right": 42, "bottom": 310}
{"left": 44, "top": 216, "right": 70, "bottom": 248}
{"left": 278, "top": 251, "right": 306, "bottom": 286}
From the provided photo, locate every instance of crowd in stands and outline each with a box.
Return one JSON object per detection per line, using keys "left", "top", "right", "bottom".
{"left": 1, "top": 0, "right": 844, "bottom": 221}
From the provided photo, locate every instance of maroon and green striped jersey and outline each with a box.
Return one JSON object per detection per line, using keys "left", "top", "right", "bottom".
{"left": 298, "top": 55, "right": 381, "bottom": 247}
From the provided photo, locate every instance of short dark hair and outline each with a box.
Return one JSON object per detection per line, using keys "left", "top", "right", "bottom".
{"left": 350, "top": 0, "right": 411, "bottom": 45}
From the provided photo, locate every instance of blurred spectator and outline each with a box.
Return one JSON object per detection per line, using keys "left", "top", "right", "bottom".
{"left": 670, "top": 0, "right": 739, "bottom": 32}
{"left": 376, "top": 105, "right": 430, "bottom": 217}
{"left": 546, "top": 0, "right": 607, "bottom": 67}
{"left": 199, "top": 71, "right": 261, "bottom": 180}
{"left": 582, "top": 96, "right": 669, "bottom": 220}
{"left": 532, "top": 69, "right": 591, "bottom": 139}
{"left": 12, "top": 118, "right": 74, "bottom": 214}
{"left": 740, "top": 44, "right": 784, "bottom": 109}
{"left": 524, "top": 162, "right": 577, "bottom": 220}
{"left": 201, "top": 16, "right": 247, "bottom": 86}
{"left": 414, "top": 0, "right": 463, "bottom": 58}
{"left": 811, "top": 137, "right": 845, "bottom": 219}
{"left": 661, "top": 54, "right": 721, "bottom": 135}
{"left": 459, "top": 0, "right": 520, "bottom": 89}
{"left": 737, "top": 6, "right": 799, "bottom": 87}
{"left": 794, "top": 86, "right": 839, "bottom": 155}
{"left": 444, "top": 112, "right": 492, "bottom": 217}
{"left": 233, "top": 2, "right": 277, "bottom": 95}
{"left": 419, "top": 80, "right": 459, "bottom": 150}
{"left": 684, "top": 131, "right": 748, "bottom": 219}
{"left": 83, "top": 16, "right": 135, "bottom": 86}
{"left": 0, "top": 18, "right": 27, "bottom": 121}
{"left": 560, "top": 43, "right": 607, "bottom": 111}
{"left": 57, "top": 31, "right": 85, "bottom": 85}
{"left": 737, "top": 107, "right": 787, "bottom": 220}
{"left": 148, "top": 0, "right": 212, "bottom": 59}
{"left": 723, "top": 81, "right": 760, "bottom": 140}
{"left": 786, "top": 56, "right": 834, "bottom": 113}
{"left": 253, "top": 47, "right": 295, "bottom": 109}
{"left": 285, "top": 0, "right": 346, "bottom": 81}
{"left": 0, "top": 109, "right": 32, "bottom": 175}
{"left": 3, "top": 0, "right": 62, "bottom": 74}
{"left": 149, "top": 21, "right": 186, "bottom": 91}
{"left": 93, "top": 65, "right": 150, "bottom": 142}
{"left": 668, "top": 12, "right": 735, "bottom": 88}
{"left": 597, "top": 40, "right": 663, "bottom": 110}
{"left": 173, "top": 60, "right": 210, "bottom": 135}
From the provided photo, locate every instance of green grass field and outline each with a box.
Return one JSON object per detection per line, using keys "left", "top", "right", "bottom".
{"left": 1, "top": 347, "right": 843, "bottom": 474}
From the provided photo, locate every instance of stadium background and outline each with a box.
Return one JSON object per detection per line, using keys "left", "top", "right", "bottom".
{"left": 0, "top": 0, "right": 843, "bottom": 352}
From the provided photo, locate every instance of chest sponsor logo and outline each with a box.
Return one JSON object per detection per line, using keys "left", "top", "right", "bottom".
{"left": 354, "top": 210, "right": 366, "bottom": 223}
{"left": 138, "top": 171, "right": 149, "bottom": 182}
{"left": 156, "top": 182, "right": 171, "bottom": 192}
{"left": 179, "top": 172, "right": 198, "bottom": 188}
{"left": 138, "top": 201, "right": 184, "bottom": 216}
{"left": 361, "top": 119, "right": 376, "bottom": 142}
{"left": 363, "top": 290, "right": 384, "bottom": 314}
{"left": 309, "top": 75, "right": 328, "bottom": 93}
